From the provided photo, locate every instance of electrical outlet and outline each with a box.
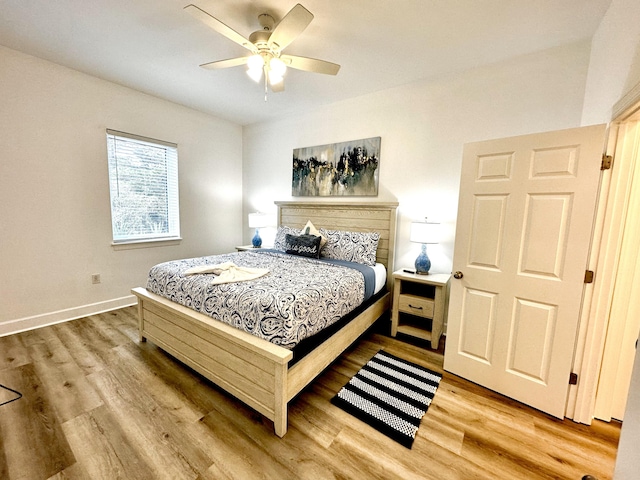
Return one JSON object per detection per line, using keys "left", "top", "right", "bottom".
{"left": 91, "top": 274, "right": 101, "bottom": 284}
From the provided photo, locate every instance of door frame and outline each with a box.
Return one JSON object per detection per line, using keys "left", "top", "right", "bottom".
{"left": 567, "top": 81, "right": 640, "bottom": 424}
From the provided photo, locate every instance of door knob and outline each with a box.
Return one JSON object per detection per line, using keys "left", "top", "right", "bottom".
{"left": 453, "top": 271, "right": 464, "bottom": 279}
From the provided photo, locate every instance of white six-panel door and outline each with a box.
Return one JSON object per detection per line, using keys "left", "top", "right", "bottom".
{"left": 444, "top": 125, "right": 606, "bottom": 418}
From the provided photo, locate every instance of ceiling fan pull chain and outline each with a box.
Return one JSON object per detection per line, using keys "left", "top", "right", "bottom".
{"left": 264, "top": 68, "right": 268, "bottom": 102}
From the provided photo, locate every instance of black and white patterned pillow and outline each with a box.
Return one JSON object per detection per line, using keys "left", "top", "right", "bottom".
{"left": 273, "top": 225, "right": 300, "bottom": 251}
{"left": 319, "top": 229, "right": 380, "bottom": 266}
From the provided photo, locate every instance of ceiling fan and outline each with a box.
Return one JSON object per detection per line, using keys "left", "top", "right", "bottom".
{"left": 185, "top": 3, "right": 340, "bottom": 97}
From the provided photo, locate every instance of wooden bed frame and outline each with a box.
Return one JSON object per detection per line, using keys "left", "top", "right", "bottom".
{"left": 131, "top": 201, "right": 398, "bottom": 436}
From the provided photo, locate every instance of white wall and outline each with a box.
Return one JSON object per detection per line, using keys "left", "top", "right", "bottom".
{"left": 581, "top": 0, "right": 640, "bottom": 124}
{"left": 0, "top": 45, "right": 243, "bottom": 330}
{"left": 243, "top": 41, "right": 591, "bottom": 275}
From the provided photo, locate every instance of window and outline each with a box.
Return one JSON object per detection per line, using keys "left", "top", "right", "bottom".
{"left": 106, "top": 129, "right": 180, "bottom": 244}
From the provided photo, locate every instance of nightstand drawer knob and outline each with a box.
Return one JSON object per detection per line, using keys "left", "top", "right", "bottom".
{"left": 408, "top": 304, "right": 423, "bottom": 310}
{"left": 453, "top": 271, "right": 464, "bottom": 279}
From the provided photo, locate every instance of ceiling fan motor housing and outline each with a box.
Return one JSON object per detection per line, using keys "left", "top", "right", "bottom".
{"left": 249, "top": 29, "right": 272, "bottom": 48}
{"left": 257, "top": 13, "right": 275, "bottom": 31}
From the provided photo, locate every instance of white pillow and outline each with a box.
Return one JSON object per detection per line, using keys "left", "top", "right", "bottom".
{"left": 301, "top": 220, "right": 327, "bottom": 248}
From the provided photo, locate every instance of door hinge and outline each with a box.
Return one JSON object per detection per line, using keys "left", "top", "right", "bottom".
{"left": 601, "top": 154, "right": 613, "bottom": 170}
{"left": 584, "top": 270, "right": 595, "bottom": 284}
{"left": 569, "top": 373, "right": 578, "bottom": 385}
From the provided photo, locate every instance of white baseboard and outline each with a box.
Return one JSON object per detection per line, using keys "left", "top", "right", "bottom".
{"left": 0, "top": 295, "right": 137, "bottom": 337}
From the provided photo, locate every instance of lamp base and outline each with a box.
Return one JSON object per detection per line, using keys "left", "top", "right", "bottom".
{"left": 252, "top": 229, "right": 262, "bottom": 248}
{"left": 415, "top": 244, "right": 431, "bottom": 275}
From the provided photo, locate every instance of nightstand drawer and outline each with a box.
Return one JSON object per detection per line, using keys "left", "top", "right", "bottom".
{"left": 398, "top": 294, "right": 435, "bottom": 318}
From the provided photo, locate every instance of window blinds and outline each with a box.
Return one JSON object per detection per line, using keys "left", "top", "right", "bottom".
{"left": 106, "top": 129, "right": 180, "bottom": 243}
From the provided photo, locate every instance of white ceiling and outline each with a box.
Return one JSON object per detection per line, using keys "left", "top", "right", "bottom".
{"left": 0, "top": 0, "right": 613, "bottom": 126}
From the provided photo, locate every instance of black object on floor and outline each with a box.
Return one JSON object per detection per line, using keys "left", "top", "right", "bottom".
{"left": 0, "top": 383, "right": 23, "bottom": 406}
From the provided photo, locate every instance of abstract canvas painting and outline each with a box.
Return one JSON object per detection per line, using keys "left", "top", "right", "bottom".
{"left": 292, "top": 137, "right": 380, "bottom": 196}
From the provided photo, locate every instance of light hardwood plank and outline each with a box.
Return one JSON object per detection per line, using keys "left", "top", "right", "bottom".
{"left": 46, "top": 462, "right": 91, "bottom": 479}
{"left": 62, "top": 405, "right": 156, "bottom": 480}
{"left": 0, "top": 334, "right": 30, "bottom": 371}
{"left": 51, "top": 320, "right": 111, "bottom": 375}
{"left": 0, "top": 364, "right": 76, "bottom": 480}
{"left": 0, "top": 307, "right": 621, "bottom": 480}
{"left": 87, "top": 367, "right": 214, "bottom": 480}
{"left": 28, "top": 336, "right": 104, "bottom": 423}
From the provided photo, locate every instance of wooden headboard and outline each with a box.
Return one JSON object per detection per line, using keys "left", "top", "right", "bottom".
{"left": 275, "top": 201, "right": 398, "bottom": 287}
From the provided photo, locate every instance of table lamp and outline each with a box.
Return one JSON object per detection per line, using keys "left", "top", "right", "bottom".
{"left": 410, "top": 219, "right": 439, "bottom": 274}
{"left": 248, "top": 213, "right": 272, "bottom": 248}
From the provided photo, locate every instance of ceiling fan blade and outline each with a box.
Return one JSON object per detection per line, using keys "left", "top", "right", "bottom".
{"left": 268, "top": 4, "right": 313, "bottom": 52}
{"left": 280, "top": 55, "right": 340, "bottom": 75}
{"left": 184, "top": 4, "right": 257, "bottom": 53}
{"left": 200, "top": 57, "right": 249, "bottom": 70}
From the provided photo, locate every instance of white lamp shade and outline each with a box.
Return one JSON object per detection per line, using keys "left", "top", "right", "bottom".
{"left": 247, "top": 55, "right": 264, "bottom": 83}
{"left": 248, "top": 212, "right": 275, "bottom": 228}
{"left": 410, "top": 221, "right": 439, "bottom": 244}
{"left": 247, "top": 54, "right": 264, "bottom": 70}
{"left": 269, "top": 57, "right": 286, "bottom": 77}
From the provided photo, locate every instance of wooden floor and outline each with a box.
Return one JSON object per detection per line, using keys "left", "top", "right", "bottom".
{"left": 0, "top": 307, "right": 620, "bottom": 480}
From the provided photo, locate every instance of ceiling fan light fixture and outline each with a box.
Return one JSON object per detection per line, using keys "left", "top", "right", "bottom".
{"left": 246, "top": 54, "right": 264, "bottom": 82}
{"left": 247, "top": 67, "right": 263, "bottom": 82}
{"left": 269, "top": 57, "right": 287, "bottom": 77}
{"left": 269, "top": 73, "right": 283, "bottom": 85}
{"left": 247, "top": 54, "right": 264, "bottom": 70}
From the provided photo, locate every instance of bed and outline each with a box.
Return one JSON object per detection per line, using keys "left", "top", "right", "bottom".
{"left": 131, "top": 201, "right": 398, "bottom": 436}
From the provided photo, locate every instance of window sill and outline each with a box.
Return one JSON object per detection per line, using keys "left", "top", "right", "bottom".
{"left": 111, "top": 237, "right": 182, "bottom": 251}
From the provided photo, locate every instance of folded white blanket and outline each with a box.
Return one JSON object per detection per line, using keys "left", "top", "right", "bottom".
{"left": 183, "top": 261, "right": 269, "bottom": 284}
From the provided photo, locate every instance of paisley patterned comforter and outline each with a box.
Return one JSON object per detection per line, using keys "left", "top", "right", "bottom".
{"left": 146, "top": 250, "right": 374, "bottom": 349}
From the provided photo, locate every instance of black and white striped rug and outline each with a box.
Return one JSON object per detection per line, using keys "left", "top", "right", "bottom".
{"left": 331, "top": 350, "right": 442, "bottom": 448}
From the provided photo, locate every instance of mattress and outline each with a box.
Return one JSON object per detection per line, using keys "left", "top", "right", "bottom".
{"left": 146, "top": 250, "right": 384, "bottom": 349}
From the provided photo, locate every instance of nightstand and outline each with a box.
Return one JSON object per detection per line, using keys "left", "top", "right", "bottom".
{"left": 390, "top": 270, "right": 451, "bottom": 349}
{"left": 235, "top": 245, "right": 260, "bottom": 251}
